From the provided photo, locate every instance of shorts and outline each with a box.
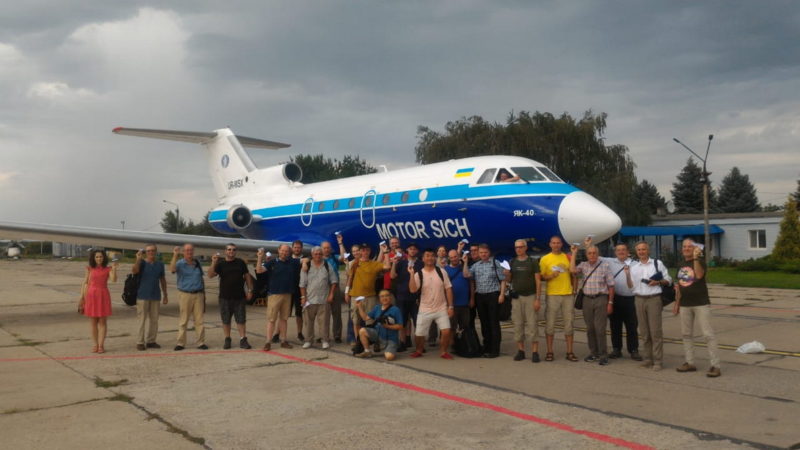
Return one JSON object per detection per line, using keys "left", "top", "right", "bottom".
{"left": 364, "top": 327, "right": 398, "bottom": 354}
{"left": 219, "top": 297, "right": 246, "bottom": 325}
{"left": 415, "top": 310, "right": 451, "bottom": 337}
{"left": 267, "top": 293, "right": 292, "bottom": 322}
{"left": 351, "top": 295, "right": 378, "bottom": 325}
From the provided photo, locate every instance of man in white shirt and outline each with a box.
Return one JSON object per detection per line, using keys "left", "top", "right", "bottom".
{"left": 598, "top": 242, "right": 641, "bottom": 361}
{"left": 627, "top": 242, "right": 672, "bottom": 371}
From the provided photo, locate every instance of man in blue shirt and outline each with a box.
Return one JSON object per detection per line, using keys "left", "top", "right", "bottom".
{"left": 258, "top": 244, "right": 301, "bottom": 350}
{"left": 354, "top": 290, "right": 404, "bottom": 360}
{"left": 444, "top": 249, "right": 473, "bottom": 333}
{"left": 169, "top": 244, "right": 207, "bottom": 351}
{"left": 132, "top": 244, "right": 167, "bottom": 351}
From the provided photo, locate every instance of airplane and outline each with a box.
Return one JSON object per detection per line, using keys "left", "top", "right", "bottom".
{"left": 0, "top": 127, "right": 621, "bottom": 257}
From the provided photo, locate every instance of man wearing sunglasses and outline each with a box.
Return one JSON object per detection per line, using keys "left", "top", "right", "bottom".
{"left": 209, "top": 244, "right": 254, "bottom": 349}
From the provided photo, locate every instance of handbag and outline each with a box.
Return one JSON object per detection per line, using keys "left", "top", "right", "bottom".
{"left": 574, "top": 262, "right": 601, "bottom": 310}
{"left": 655, "top": 259, "right": 676, "bottom": 306}
{"left": 454, "top": 325, "right": 482, "bottom": 358}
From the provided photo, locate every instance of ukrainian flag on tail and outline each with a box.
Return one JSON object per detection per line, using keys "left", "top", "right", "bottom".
{"left": 454, "top": 167, "right": 474, "bottom": 178}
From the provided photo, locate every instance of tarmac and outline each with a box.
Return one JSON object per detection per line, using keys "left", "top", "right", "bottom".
{"left": 1, "top": 259, "right": 799, "bottom": 449}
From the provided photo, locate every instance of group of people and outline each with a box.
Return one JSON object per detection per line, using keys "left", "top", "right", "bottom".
{"left": 76, "top": 233, "right": 721, "bottom": 377}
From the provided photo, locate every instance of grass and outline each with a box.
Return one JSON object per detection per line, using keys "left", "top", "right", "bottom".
{"left": 706, "top": 267, "right": 800, "bottom": 290}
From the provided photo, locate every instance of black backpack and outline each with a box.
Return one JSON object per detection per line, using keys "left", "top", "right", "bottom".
{"left": 122, "top": 260, "right": 145, "bottom": 306}
{"left": 454, "top": 325, "right": 482, "bottom": 358}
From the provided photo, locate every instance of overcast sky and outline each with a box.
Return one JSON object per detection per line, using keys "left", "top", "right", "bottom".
{"left": 2, "top": 1, "right": 798, "bottom": 231}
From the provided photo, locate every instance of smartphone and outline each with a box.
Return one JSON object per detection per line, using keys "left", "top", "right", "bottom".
{"left": 692, "top": 243, "right": 705, "bottom": 250}
{"left": 463, "top": 250, "right": 470, "bottom": 254}
{"left": 334, "top": 231, "right": 341, "bottom": 235}
{"left": 460, "top": 238, "right": 469, "bottom": 244}
{"left": 379, "top": 240, "right": 386, "bottom": 246}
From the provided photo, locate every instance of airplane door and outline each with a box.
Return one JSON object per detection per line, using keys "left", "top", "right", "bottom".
{"left": 360, "top": 190, "right": 376, "bottom": 228}
{"left": 301, "top": 197, "right": 314, "bottom": 226}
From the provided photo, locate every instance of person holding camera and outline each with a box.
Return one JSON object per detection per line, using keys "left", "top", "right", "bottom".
{"left": 354, "top": 290, "right": 404, "bottom": 360}
{"left": 508, "top": 240, "right": 542, "bottom": 362}
{"left": 410, "top": 248, "right": 455, "bottom": 359}
{"left": 674, "top": 239, "right": 720, "bottom": 378}
{"left": 627, "top": 241, "right": 671, "bottom": 371}
{"left": 570, "top": 242, "right": 615, "bottom": 366}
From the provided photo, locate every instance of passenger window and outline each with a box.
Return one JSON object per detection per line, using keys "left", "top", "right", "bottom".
{"left": 364, "top": 196, "right": 373, "bottom": 207}
{"left": 333, "top": 199, "right": 340, "bottom": 210}
{"left": 303, "top": 203, "right": 312, "bottom": 213}
{"left": 348, "top": 198, "right": 356, "bottom": 209}
{"left": 537, "top": 166, "right": 563, "bottom": 182}
{"left": 381, "top": 194, "right": 390, "bottom": 205}
{"left": 401, "top": 192, "right": 410, "bottom": 203}
{"left": 476, "top": 169, "right": 497, "bottom": 184}
{"left": 317, "top": 201, "right": 325, "bottom": 212}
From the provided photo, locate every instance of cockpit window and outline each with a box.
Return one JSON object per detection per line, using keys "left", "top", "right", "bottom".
{"left": 537, "top": 166, "right": 563, "bottom": 182}
{"left": 476, "top": 168, "right": 497, "bottom": 184}
{"left": 510, "top": 167, "right": 546, "bottom": 182}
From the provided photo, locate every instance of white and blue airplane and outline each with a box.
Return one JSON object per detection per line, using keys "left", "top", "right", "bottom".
{"left": 0, "top": 127, "right": 621, "bottom": 255}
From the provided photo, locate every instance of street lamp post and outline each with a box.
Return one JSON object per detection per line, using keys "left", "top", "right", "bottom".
{"left": 672, "top": 135, "right": 714, "bottom": 265}
{"left": 162, "top": 200, "right": 180, "bottom": 233}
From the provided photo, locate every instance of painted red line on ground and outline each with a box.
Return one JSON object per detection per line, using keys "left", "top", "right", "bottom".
{"left": 269, "top": 351, "right": 654, "bottom": 450}
{"left": 0, "top": 349, "right": 250, "bottom": 363}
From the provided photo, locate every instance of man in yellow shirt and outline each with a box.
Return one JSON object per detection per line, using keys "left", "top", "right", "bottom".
{"left": 347, "top": 243, "right": 390, "bottom": 341}
{"left": 539, "top": 236, "right": 577, "bottom": 362}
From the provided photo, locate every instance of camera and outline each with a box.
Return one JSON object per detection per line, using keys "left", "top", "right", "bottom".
{"left": 507, "top": 288, "right": 519, "bottom": 299}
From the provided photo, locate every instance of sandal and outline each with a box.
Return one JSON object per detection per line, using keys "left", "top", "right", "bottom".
{"left": 566, "top": 352, "right": 578, "bottom": 362}
{"left": 97, "top": 347, "right": 105, "bottom": 354}
{"left": 545, "top": 352, "right": 554, "bottom": 362}
{"left": 91, "top": 346, "right": 98, "bottom": 353}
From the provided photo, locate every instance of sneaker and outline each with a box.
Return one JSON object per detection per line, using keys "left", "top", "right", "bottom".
{"left": 197, "top": 344, "right": 209, "bottom": 350}
{"left": 676, "top": 362, "right": 697, "bottom": 373}
{"left": 240, "top": 337, "right": 252, "bottom": 349}
{"left": 298, "top": 332, "right": 305, "bottom": 341}
{"left": 409, "top": 351, "right": 424, "bottom": 358}
{"left": 146, "top": 342, "right": 161, "bottom": 349}
{"left": 355, "top": 350, "right": 372, "bottom": 358}
{"left": 136, "top": 344, "right": 146, "bottom": 351}
{"left": 173, "top": 345, "right": 184, "bottom": 351}
{"left": 316, "top": 338, "right": 322, "bottom": 344}
{"left": 707, "top": 367, "right": 721, "bottom": 378}
{"left": 598, "top": 357, "right": 609, "bottom": 366}
{"left": 630, "top": 351, "right": 643, "bottom": 361}
{"left": 513, "top": 350, "right": 525, "bottom": 361}
{"left": 334, "top": 337, "right": 342, "bottom": 344}
{"left": 271, "top": 334, "right": 280, "bottom": 343}
{"left": 608, "top": 349, "right": 622, "bottom": 359}
{"left": 531, "top": 352, "right": 540, "bottom": 363}
{"left": 441, "top": 352, "right": 454, "bottom": 360}
{"left": 302, "top": 342, "right": 312, "bottom": 349}
{"left": 652, "top": 364, "right": 662, "bottom": 372}
{"left": 322, "top": 341, "right": 330, "bottom": 349}
{"left": 280, "top": 341, "right": 293, "bottom": 349}
{"left": 263, "top": 343, "right": 271, "bottom": 351}
{"left": 223, "top": 337, "right": 232, "bottom": 349}
{"left": 584, "top": 355, "right": 598, "bottom": 363}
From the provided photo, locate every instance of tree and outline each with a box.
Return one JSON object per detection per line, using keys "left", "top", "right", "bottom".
{"left": 290, "top": 154, "right": 377, "bottom": 184}
{"left": 415, "top": 111, "right": 646, "bottom": 224}
{"left": 762, "top": 203, "right": 783, "bottom": 212}
{"left": 630, "top": 180, "right": 667, "bottom": 225}
{"left": 160, "top": 212, "right": 224, "bottom": 236}
{"left": 716, "top": 167, "right": 760, "bottom": 213}
{"left": 160, "top": 210, "right": 187, "bottom": 233}
{"left": 793, "top": 179, "right": 800, "bottom": 207}
{"left": 670, "top": 158, "right": 717, "bottom": 214}
{"left": 771, "top": 196, "right": 800, "bottom": 261}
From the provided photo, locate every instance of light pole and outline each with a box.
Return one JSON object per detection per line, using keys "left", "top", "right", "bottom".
{"left": 120, "top": 220, "right": 125, "bottom": 230}
{"left": 672, "top": 135, "right": 714, "bottom": 265}
{"left": 162, "top": 200, "right": 180, "bottom": 233}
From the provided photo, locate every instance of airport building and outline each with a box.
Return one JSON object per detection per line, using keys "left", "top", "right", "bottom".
{"left": 619, "top": 211, "right": 783, "bottom": 263}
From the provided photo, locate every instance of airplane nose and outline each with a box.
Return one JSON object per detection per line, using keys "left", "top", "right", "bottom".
{"left": 558, "top": 191, "right": 622, "bottom": 245}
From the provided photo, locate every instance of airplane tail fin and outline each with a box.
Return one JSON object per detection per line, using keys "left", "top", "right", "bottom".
{"left": 112, "top": 127, "right": 290, "bottom": 201}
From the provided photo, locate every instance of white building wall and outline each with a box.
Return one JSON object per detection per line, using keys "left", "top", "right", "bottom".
{"left": 650, "top": 215, "right": 781, "bottom": 261}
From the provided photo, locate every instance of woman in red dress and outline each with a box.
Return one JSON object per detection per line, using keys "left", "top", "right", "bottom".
{"left": 79, "top": 250, "right": 118, "bottom": 353}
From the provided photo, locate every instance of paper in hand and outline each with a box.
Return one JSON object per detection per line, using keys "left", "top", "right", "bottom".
{"left": 499, "top": 260, "right": 511, "bottom": 270}
{"left": 355, "top": 296, "right": 365, "bottom": 303}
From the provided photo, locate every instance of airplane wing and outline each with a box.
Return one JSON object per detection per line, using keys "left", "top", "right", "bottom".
{"left": 0, "top": 221, "right": 301, "bottom": 257}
